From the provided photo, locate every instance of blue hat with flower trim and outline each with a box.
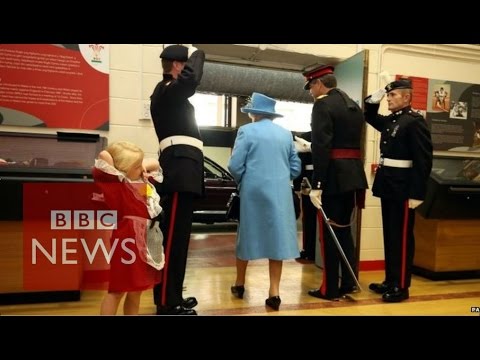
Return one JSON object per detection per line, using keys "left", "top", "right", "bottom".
{"left": 241, "top": 92, "right": 283, "bottom": 118}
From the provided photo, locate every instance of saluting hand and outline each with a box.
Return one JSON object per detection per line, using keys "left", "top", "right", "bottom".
{"left": 187, "top": 45, "right": 198, "bottom": 58}
{"left": 365, "top": 88, "right": 386, "bottom": 104}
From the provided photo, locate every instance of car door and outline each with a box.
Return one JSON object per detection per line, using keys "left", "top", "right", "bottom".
{"left": 192, "top": 157, "right": 237, "bottom": 223}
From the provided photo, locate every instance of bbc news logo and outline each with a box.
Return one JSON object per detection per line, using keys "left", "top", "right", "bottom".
{"left": 23, "top": 182, "right": 145, "bottom": 291}
{"left": 51, "top": 210, "right": 117, "bottom": 230}
{"left": 31, "top": 210, "right": 137, "bottom": 265}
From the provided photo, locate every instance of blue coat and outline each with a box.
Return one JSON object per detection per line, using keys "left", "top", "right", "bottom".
{"left": 228, "top": 119, "right": 301, "bottom": 260}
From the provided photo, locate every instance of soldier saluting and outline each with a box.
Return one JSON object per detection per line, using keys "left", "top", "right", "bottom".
{"left": 364, "top": 79, "right": 433, "bottom": 302}
{"left": 150, "top": 44, "right": 205, "bottom": 315}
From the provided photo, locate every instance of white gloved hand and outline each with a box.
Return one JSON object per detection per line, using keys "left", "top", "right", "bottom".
{"left": 294, "top": 136, "right": 312, "bottom": 153}
{"left": 379, "top": 70, "right": 393, "bottom": 84}
{"left": 309, "top": 189, "right": 322, "bottom": 209}
{"left": 408, "top": 199, "right": 423, "bottom": 209}
{"left": 187, "top": 45, "right": 198, "bottom": 58}
{"left": 366, "top": 88, "right": 386, "bottom": 104}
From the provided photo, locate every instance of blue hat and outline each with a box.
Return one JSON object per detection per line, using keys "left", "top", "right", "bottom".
{"left": 241, "top": 92, "right": 283, "bottom": 118}
{"left": 160, "top": 45, "right": 188, "bottom": 61}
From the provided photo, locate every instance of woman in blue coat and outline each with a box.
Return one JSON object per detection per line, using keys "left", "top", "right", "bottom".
{"left": 228, "top": 92, "right": 301, "bottom": 311}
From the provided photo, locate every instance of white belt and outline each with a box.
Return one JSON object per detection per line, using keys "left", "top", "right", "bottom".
{"left": 379, "top": 157, "right": 412, "bottom": 168}
{"left": 159, "top": 135, "right": 203, "bottom": 152}
{"left": 305, "top": 164, "right": 314, "bottom": 170}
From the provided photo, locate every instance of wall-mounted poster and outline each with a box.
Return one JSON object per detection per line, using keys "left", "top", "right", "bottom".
{"left": 398, "top": 74, "right": 480, "bottom": 153}
{"left": 0, "top": 44, "right": 109, "bottom": 130}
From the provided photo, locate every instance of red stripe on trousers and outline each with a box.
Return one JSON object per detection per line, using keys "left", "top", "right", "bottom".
{"left": 161, "top": 192, "right": 178, "bottom": 305}
{"left": 317, "top": 211, "right": 327, "bottom": 295}
{"left": 401, "top": 200, "right": 409, "bottom": 289}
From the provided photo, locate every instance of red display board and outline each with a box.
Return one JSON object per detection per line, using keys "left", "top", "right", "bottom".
{"left": 0, "top": 44, "right": 109, "bottom": 130}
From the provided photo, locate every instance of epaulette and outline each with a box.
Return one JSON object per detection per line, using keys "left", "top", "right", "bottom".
{"left": 409, "top": 109, "right": 424, "bottom": 118}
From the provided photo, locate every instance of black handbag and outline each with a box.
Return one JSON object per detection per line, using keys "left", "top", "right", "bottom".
{"left": 226, "top": 192, "right": 240, "bottom": 221}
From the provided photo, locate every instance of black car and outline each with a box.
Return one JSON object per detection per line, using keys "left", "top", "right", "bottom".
{"left": 193, "top": 156, "right": 237, "bottom": 224}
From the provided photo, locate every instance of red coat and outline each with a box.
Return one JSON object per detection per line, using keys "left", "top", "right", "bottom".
{"left": 92, "top": 165, "right": 162, "bottom": 293}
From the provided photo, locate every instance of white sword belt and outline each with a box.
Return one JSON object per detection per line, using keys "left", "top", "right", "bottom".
{"left": 159, "top": 135, "right": 203, "bottom": 152}
{"left": 379, "top": 157, "right": 413, "bottom": 168}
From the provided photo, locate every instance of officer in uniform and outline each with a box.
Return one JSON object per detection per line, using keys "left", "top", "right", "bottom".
{"left": 293, "top": 131, "right": 317, "bottom": 261}
{"left": 364, "top": 79, "right": 433, "bottom": 302}
{"left": 150, "top": 44, "right": 205, "bottom": 315}
{"left": 295, "top": 65, "right": 368, "bottom": 300}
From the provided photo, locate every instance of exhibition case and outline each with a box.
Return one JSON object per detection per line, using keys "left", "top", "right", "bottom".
{"left": 418, "top": 156, "right": 480, "bottom": 219}
{"left": 414, "top": 155, "right": 480, "bottom": 280}
{"left": 0, "top": 131, "right": 106, "bottom": 304}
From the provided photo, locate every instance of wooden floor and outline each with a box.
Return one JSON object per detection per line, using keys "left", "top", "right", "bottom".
{"left": 1, "top": 224, "right": 480, "bottom": 316}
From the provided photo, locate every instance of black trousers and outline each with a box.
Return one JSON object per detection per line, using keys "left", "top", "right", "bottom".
{"left": 301, "top": 194, "right": 317, "bottom": 258}
{"left": 380, "top": 198, "right": 415, "bottom": 289}
{"left": 153, "top": 192, "right": 194, "bottom": 307}
{"left": 318, "top": 191, "right": 357, "bottom": 298}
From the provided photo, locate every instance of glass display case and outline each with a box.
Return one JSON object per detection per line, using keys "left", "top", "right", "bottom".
{"left": 0, "top": 131, "right": 106, "bottom": 304}
{"left": 414, "top": 155, "right": 480, "bottom": 280}
{"left": 0, "top": 131, "right": 106, "bottom": 221}
{"left": 0, "top": 131, "right": 105, "bottom": 176}
{"left": 417, "top": 156, "right": 480, "bottom": 219}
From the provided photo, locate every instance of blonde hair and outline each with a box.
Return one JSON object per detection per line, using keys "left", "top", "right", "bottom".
{"left": 106, "top": 141, "right": 144, "bottom": 173}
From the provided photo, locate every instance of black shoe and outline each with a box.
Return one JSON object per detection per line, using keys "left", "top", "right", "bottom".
{"left": 369, "top": 282, "right": 393, "bottom": 294}
{"left": 382, "top": 287, "right": 409, "bottom": 303}
{"left": 182, "top": 297, "right": 198, "bottom": 309}
{"left": 156, "top": 305, "right": 197, "bottom": 315}
{"left": 297, "top": 250, "right": 315, "bottom": 261}
{"left": 231, "top": 285, "right": 245, "bottom": 299}
{"left": 339, "top": 285, "right": 359, "bottom": 296}
{"left": 307, "top": 289, "right": 339, "bottom": 301}
{"left": 265, "top": 296, "right": 281, "bottom": 311}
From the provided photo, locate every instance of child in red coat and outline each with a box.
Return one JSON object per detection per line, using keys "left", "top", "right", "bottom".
{"left": 93, "top": 141, "right": 164, "bottom": 315}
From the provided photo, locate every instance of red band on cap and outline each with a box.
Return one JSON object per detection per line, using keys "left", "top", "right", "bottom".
{"left": 304, "top": 66, "right": 334, "bottom": 81}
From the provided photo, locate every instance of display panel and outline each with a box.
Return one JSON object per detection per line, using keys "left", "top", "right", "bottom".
{"left": 419, "top": 157, "right": 480, "bottom": 219}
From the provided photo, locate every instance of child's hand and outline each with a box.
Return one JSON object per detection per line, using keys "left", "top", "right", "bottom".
{"left": 142, "top": 166, "right": 149, "bottom": 181}
{"left": 98, "top": 150, "right": 114, "bottom": 165}
{"left": 143, "top": 158, "right": 160, "bottom": 172}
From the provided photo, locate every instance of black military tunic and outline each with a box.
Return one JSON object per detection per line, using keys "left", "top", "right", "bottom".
{"left": 311, "top": 89, "right": 368, "bottom": 194}
{"left": 364, "top": 102, "right": 433, "bottom": 290}
{"left": 150, "top": 51, "right": 206, "bottom": 196}
{"left": 150, "top": 50, "right": 205, "bottom": 311}
{"left": 310, "top": 88, "right": 368, "bottom": 299}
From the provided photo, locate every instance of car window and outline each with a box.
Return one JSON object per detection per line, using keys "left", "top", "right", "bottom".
{"left": 204, "top": 160, "right": 224, "bottom": 179}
